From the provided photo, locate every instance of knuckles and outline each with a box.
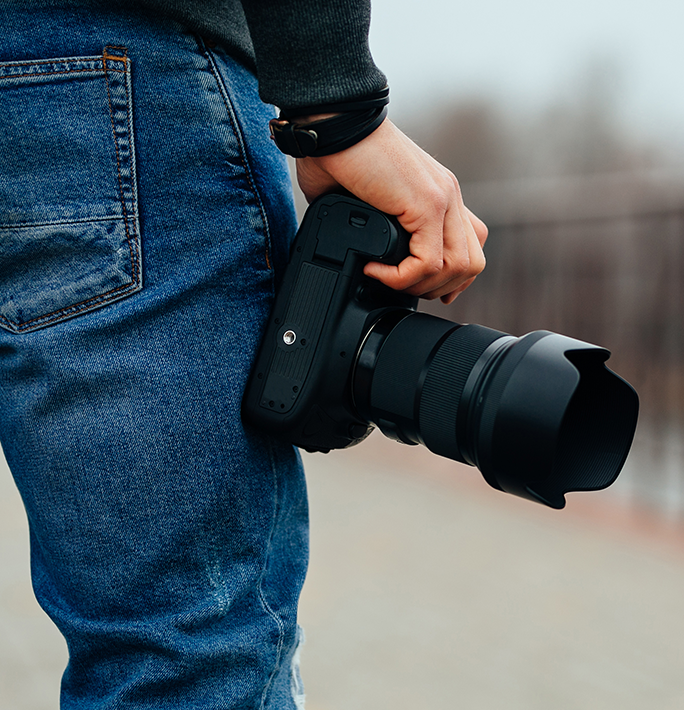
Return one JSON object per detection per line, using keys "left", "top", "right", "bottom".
{"left": 445, "top": 249, "right": 486, "bottom": 282}
{"left": 470, "top": 249, "right": 487, "bottom": 276}
{"left": 421, "top": 257, "right": 444, "bottom": 277}
{"left": 473, "top": 219, "right": 489, "bottom": 245}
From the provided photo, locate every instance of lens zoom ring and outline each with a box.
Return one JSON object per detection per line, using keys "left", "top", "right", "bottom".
{"left": 419, "top": 325, "right": 506, "bottom": 461}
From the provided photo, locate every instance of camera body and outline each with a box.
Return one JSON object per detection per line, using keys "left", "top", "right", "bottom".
{"left": 243, "top": 193, "right": 639, "bottom": 509}
{"left": 243, "top": 193, "right": 415, "bottom": 452}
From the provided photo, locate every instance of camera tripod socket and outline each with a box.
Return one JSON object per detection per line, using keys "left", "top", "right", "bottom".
{"left": 283, "top": 330, "right": 297, "bottom": 346}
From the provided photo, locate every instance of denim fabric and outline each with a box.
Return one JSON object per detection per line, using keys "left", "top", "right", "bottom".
{"left": 0, "top": 45, "right": 142, "bottom": 332}
{"left": 0, "top": 3, "right": 308, "bottom": 708}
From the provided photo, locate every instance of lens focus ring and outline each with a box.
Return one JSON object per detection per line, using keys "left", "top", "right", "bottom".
{"left": 419, "top": 324, "right": 508, "bottom": 463}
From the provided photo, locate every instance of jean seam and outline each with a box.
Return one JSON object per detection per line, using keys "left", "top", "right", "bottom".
{"left": 199, "top": 41, "right": 273, "bottom": 271}
{"left": 0, "top": 57, "right": 125, "bottom": 83}
{"left": 1, "top": 67, "right": 117, "bottom": 78}
{"left": 257, "top": 440, "right": 287, "bottom": 710}
{"left": 1, "top": 215, "right": 123, "bottom": 229}
{"left": 0, "top": 59, "right": 101, "bottom": 79}
{"left": 0, "top": 56, "right": 101, "bottom": 71}
{"left": 102, "top": 45, "right": 141, "bottom": 288}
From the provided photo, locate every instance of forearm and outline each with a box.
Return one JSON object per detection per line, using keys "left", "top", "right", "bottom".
{"left": 242, "top": 0, "right": 487, "bottom": 303}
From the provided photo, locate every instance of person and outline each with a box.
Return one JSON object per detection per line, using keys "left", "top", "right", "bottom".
{"left": 0, "top": 0, "right": 486, "bottom": 707}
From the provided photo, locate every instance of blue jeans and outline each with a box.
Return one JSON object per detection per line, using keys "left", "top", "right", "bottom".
{"left": 0, "top": 2, "right": 308, "bottom": 708}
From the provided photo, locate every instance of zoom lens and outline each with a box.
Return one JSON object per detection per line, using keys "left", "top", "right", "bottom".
{"left": 352, "top": 311, "right": 639, "bottom": 508}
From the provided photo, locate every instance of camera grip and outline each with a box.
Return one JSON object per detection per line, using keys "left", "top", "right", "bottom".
{"left": 313, "top": 198, "right": 411, "bottom": 266}
{"left": 243, "top": 193, "right": 417, "bottom": 450}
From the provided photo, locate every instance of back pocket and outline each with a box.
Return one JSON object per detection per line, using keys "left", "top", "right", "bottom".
{"left": 0, "top": 46, "right": 142, "bottom": 333}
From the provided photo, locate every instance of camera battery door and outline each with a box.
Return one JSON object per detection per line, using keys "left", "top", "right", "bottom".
{"left": 313, "top": 197, "right": 411, "bottom": 266}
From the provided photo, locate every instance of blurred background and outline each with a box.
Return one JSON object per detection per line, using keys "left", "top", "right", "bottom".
{"left": 2, "top": 0, "right": 684, "bottom": 707}
{"left": 298, "top": 0, "right": 684, "bottom": 706}
{"left": 368, "top": 0, "right": 684, "bottom": 517}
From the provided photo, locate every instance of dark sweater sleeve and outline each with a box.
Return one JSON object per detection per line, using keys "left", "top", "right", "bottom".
{"left": 239, "top": 0, "right": 387, "bottom": 110}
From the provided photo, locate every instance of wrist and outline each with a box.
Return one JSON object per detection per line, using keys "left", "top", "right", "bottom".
{"left": 269, "top": 88, "right": 389, "bottom": 158}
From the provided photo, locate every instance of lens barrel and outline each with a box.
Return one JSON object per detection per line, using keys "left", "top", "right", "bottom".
{"left": 353, "top": 311, "right": 639, "bottom": 508}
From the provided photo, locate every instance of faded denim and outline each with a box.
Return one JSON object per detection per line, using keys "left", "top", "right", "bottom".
{"left": 0, "top": 2, "right": 308, "bottom": 708}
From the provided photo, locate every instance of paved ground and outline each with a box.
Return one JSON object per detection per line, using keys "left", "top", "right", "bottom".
{"left": 0, "top": 454, "right": 65, "bottom": 710}
{"left": 2, "top": 436, "right": 684, "bottom": 709}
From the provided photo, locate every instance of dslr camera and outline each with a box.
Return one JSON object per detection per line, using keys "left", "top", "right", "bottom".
{"left": 243, "top": 193, "right": 639, "bottom": 508}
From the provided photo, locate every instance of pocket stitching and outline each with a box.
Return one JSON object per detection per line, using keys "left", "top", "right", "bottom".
{"left": 102, "top": 46, "right": 141, "bottom": 295}
{"left": 0, "top": 280, "right": 140, "bottom": 332}
{"left": 0, "top": 216, "right": 121, "bottom": 230}
{"left": 0, "top": 56, "right": 109, "bottom": 80}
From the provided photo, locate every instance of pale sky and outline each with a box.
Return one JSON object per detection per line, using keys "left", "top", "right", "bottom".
{"left": 369, "top": 0, "right": 684, "bottom": 152}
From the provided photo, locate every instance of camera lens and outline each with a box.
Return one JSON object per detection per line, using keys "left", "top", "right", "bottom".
{"left": 352, "top": 311, "right": 639, "bottom": 508}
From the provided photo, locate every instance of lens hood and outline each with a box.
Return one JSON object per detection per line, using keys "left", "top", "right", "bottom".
{"left": 467, "top": 332, "right": 639, "bottom": 508}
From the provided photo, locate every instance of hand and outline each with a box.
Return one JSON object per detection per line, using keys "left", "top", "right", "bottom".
{"left": 296, "top": 118, "right": 487, "bottom": 303}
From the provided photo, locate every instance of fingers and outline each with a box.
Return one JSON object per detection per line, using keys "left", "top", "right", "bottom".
{"left": 466, "top": 206, "right": 489, "bottom": 247}
{"left": 362, "top": 199, "right": 446, "bottom": 291}
{"left": 423, "top": 205, "right": 487, "bottom": 300}
{"left": 363, "top": 193, "right": 487, "bottom": 300}
{"left": 297, "top": 119, "right": 488, "bottom": 302}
